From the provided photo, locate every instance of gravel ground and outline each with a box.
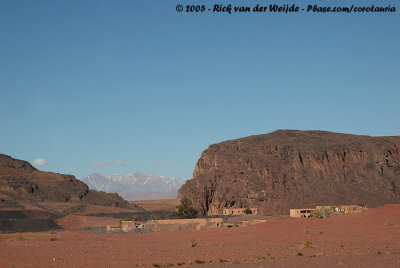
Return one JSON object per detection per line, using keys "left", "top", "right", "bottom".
{"left": 1, "top": 204, "right": 399, "bottom": 267}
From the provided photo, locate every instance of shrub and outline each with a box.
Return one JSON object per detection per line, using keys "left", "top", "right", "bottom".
{"left": 190, "top": 238, "right": 198, "bottom": 247}
{"left": 166, "top": 213, "right": 176, "bottom": 219}
{"left": 242, "top": 208, "right": 252, "bottom": 214}
{"left": 150, "top": 215, "right": 160, "bottom": 220}
{"left": 297, "top": 252, "right": 303, "bottom": 256}
{"left": 50, "top": 237, "right": 59, "bottom": 241}
{"left": 385, "top": 220, "right": 393, "bottom": 226}
{"left": 120, "top": 216, "right": 138, "bottom": 225}
{"left": 176, "top": 198, "right": 198, "bottom": 219}
{"left": 152, "top": 264, "right": 161, "bottom": 267}
{"left": 310, "top": 207, "right": 336, "bottom": 218}
{"left": 218, "top": 259, "right": 228, "bottom": 263}
{"left": 195, "top": 260, "right": 205, "bottom": 264}
{"left": 301, "top": 239, "right": 314, "bottom": 249}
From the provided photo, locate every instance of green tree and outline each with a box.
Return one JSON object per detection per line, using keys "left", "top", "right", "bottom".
{"left": 243, "top": 208, "right": 252, "bottom": 214}
{"left": 176, "top": 197, "right": 198, "bottom": 219}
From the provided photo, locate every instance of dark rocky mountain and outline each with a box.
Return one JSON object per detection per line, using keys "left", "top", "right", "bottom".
{"left": 0, "top": 154, "right": 134, "bottom": 208}
{"left": 178, "top": 130, "right": 400, "bottom": 215}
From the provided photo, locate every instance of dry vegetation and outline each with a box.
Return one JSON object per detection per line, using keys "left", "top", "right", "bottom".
{"left": 132, "top": 199, "right": 178, "bottom": 212}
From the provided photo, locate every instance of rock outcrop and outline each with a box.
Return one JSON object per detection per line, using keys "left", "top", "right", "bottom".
{"left": 178, "top": 130, "right": 400, "bottom": 215}
{"left": 0, "top": 154, "right": 134, "bottom": 208}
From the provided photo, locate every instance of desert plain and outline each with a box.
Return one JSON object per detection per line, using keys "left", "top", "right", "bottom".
{"left": 1, "top": 203, "right": 399, "bottom": 268}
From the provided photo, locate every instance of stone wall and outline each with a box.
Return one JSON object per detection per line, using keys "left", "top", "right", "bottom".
{"left": 145, "top": 218, "right": 223, "bottom": 232}
{"left": 222, "top": 208, "right": 258, "bottom": 215}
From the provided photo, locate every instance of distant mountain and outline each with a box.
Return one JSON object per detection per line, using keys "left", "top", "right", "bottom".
{"left": 80, "top": 173, "right": 127, "bottom": 193}
{"left": 80, "top": 173, "right": 186, "bottom": 201}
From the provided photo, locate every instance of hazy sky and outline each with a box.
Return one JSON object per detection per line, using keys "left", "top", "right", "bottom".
{"left": 1, "top": 0, "right": 399, "bottom": 179}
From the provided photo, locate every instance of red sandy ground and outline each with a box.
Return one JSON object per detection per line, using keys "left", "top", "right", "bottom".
{"left": 1, "top": 204, "right": 399, "bottom": 267}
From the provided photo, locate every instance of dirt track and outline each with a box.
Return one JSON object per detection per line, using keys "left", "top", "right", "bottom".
{"left": 1, "top": 205, "right": 399, "bottom": 267}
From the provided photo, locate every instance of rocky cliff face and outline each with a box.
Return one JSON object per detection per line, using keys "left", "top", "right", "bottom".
{"left": 0, "top": 154, "right": 134, "bottom": 208}
{"left": 178, "top": 130, "right": 400, "bottom": 215}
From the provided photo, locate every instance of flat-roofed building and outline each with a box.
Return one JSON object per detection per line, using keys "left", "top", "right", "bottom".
{"left": 289, "top": 208, "right": 314, "bottom": 218}
{"left": 290, "top": 205, "right": 368, "bottom": 218}
{"left": 339, "top": 205, "right": 367, "bottom": 213}
{"left": 222, "top": 208, "right": 258, "bottom": 215}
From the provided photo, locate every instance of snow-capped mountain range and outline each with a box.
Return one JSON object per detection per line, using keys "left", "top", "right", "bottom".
{"left": 80, "top": 173, "right": 186, "bottom": 200}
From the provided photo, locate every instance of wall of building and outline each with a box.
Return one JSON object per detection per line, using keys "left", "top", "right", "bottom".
{"left": 289, "top": 208, "right": 313, "bottom": 218}
{"left": 106, "top": 226, "right": 122, "bottom": 232}
{"left": 145, "top": 218, "right": 224, "bottom": 232}
{"left": 290, "top": 205, "right": 368, "bottom": 218}
{"left": 222, "top": 208, "right": 258, "bottom": 215}
{"left": 339, "top": 205, "right": 367, "bottom": 213}
{"left": 121, "top": 221, "right": 136, "bottom": 232}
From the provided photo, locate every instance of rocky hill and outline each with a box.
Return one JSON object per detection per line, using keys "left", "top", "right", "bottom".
{"left": 0, "top": 154, "right": 134, "bottom": 208}
{"left": 178, "top": 130, "right": 400, "bottom": 215}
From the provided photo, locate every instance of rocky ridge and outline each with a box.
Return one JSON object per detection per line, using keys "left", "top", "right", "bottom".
{"left": 178, "top": 130, "right": 400, "bottom": 215}
{"left": 0, "top": 154, "right": 133, "bottom": 208}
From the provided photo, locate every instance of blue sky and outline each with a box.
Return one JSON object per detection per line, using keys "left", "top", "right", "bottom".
{"left": 0, "top": 0, "right": 399, "bottom": 179}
